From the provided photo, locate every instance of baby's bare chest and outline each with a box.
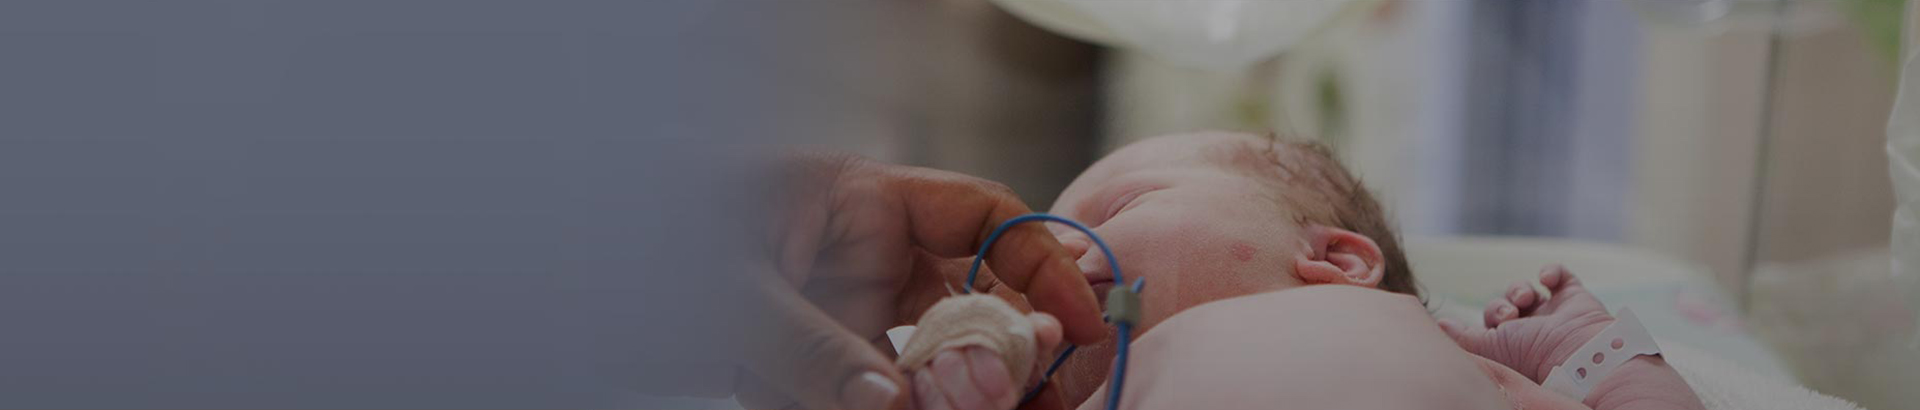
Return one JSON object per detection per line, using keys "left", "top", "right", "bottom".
{"left": 1081, "top": 287, "right": 1514, "bottom": 410}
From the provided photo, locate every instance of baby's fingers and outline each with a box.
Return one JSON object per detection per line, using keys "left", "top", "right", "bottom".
{"left": 1504, "top": 280, "right": 1540, "bottom": 313}
{"left": 1483, "top": 298, "right": 1519, "bottom": 327}
{"left": 1538, "top": 264, "right": 1578, "bottom": 291}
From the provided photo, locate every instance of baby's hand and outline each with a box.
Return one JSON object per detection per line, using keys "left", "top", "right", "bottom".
{"left": 1439, "top": 265, "right": 1616, "bottom": 383}
{"left": 907, "top": 312, "right": 1062, "bottom": 410}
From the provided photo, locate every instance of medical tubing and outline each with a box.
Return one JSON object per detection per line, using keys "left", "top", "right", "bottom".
{"left": 1018, "top": 345, "right": 1079, "bottom": 404}
{"left": 1019, "top": 276, "right": 1144, "bottom": 408}
{"left": 960, "top": 213, "right": 1136, "bottom": 410}
{"left": 1107, "top": 321, "right": 1132, "bottom": 410}
{"left": 962, "top": 213, "right": 1122, "bottom": 294}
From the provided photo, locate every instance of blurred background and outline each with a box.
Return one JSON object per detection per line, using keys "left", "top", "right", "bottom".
{"left": 0, "top": 0, "right": 1914, "bottom": 408}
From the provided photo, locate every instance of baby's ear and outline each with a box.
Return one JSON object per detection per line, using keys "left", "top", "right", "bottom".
{"left": 1292, "top": 225, "right": 1385, "bottom": 288}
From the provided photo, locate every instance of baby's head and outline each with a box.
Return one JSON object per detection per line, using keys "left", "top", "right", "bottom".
{"left": 1042, "top": 131, "right": 1416, "bottom": 403}
{"left": 1049, "top": 131, "right": 1416, "bottom": 331}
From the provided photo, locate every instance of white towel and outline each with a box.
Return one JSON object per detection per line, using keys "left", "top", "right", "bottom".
{"left": 1662, "top": 340, "right": 1864, "bottom": 410}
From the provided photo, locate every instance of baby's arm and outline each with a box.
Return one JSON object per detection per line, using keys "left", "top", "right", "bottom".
{"left": 1586, "top": 355, "right": 1701, "bottom": 410}
{"left": 1439, "top": 266, "right": 1706, "bottom": 410}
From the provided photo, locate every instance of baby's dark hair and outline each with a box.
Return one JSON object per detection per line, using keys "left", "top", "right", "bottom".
{"left": 1239, "top": 135, "right": 1418, "bottom": 298}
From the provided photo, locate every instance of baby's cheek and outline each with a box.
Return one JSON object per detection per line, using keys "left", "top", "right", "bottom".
{"left": 1161, "top": 241, "right": 1289, "bottom": 321}
{"left": 1172, "top": 266, "right": 1277, "bottom": 311}
{"left": 1228, "top": 243, "right": 1257, "bottom": 262}
{"left": 1116, "top": 220, "right": 1289, "bottom": 329}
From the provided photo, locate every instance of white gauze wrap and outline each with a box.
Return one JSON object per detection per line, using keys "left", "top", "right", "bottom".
{"left": 895, "top": 294, "right": 1037, "bottom": 384}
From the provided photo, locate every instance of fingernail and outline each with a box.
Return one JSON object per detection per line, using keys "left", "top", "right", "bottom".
{"left": 843, "top": 371, "right": 899, "bottom": 410}
{"left": 1499, "top": 305, "right": 1515, "bottom": 315}
{"left": 1510, "top": 288, "right": 1525, "bottom": 300}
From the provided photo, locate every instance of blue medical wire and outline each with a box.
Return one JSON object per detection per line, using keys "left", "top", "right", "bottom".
{"left": 960, "top": 213, "right": 1141, "bottom": 410}
{"left": 1107, "top": 322, "right": 1132, "bottom": 410}
{"left": 963, "top": 213, "right": 1122, "bottom": 294}
{"left": 1018, "top": 345, "right": 1078, "bottom": 404}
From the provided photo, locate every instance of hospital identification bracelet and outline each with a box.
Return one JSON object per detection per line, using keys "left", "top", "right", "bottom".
{"left": 1540, "top": 308, "right": 1661, "bottom": 402}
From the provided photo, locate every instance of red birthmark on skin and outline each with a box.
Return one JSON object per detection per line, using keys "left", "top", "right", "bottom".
{"left": 1228, "top": 243, "right": 1257, "bottom": 262}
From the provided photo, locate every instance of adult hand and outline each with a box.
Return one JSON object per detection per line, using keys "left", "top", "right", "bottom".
{"left": 733, "top": 153, "right": 1103, "bottom": 409}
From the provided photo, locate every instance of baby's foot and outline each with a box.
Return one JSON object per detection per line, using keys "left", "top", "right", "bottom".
{"left": 908, "top": 312, "right": 1063, "bottom": 410}
{"left": 1439, "top": 265, "right": 1617, "bottom": 383}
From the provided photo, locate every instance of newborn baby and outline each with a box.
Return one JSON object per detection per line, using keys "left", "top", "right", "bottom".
{"left": 903, "top": 132, "right": 1706, "bottom": 410}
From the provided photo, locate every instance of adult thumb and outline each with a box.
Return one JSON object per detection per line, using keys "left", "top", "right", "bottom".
{"left": 740, "top": 277, "right": 906, "bottom": 410}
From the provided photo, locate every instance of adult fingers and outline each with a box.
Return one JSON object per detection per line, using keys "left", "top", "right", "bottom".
{"left": 883, "top": 167, "right": 1101, "bottom": 344}
{"left": 733, "top": 372, "right": 796, "bottom": 409}
{"left": 736, "top": 336, "right": 902, "bottom": 409}
{"left": 741, "top": 276, "right": 905, "bottom": 410}
{"left": 896, "top": 251, "right": 999, "bottom": 331}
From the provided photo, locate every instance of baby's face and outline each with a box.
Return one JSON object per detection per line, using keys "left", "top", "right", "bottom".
{"left": 1042, "top": 132, "right": 1322, "bottom": 403}
{"left": 1048, "top": 132, "right": 1314, "bottom": 334}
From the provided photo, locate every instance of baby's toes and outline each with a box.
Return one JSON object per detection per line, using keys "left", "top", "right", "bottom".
{"left": 1028, "top": 312, "right": 1063, "bottom": 358}
{"left": 1504, "top": 280, "right": 1540, "bottom": 313}
{"left": 1483, "top": 298, "right": 1520, "bottom": 327}
{"left": 1024, "top": 312, "right": 1062, "bottom": 387}
{"left": 962, "top": 346, "right": 1019, "bottom": 409}
{"left": 927, "top": 348, "right": 1004, "bottom": 410}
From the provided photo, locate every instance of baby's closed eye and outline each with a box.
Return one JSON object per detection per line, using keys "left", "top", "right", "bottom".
{"left": 1093, "top": 183, "right": 1162, "bottom": 224}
